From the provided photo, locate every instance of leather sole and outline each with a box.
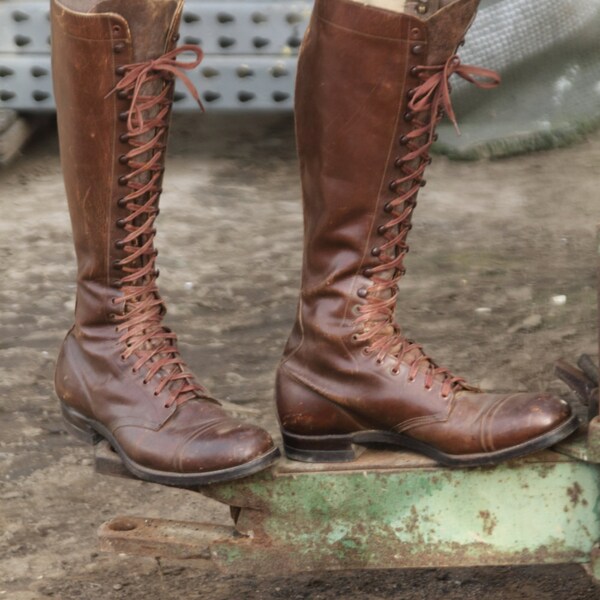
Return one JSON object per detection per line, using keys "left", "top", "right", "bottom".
{"left": 61, "top": 402, "right": 280, "bottom": 486}
{"left": 281, "top": 414, "right": 581, "bottom": 467}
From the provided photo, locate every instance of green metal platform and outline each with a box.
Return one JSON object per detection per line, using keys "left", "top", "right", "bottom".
{"left": 95, "top": 419, "right": 600, "bottom": 580}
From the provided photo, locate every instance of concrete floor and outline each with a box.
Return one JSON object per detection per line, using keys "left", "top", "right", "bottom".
{"left": 1, "top": 114, "right": 600, "bottom": 599}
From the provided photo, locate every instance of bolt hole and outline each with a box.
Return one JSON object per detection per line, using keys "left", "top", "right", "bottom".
{"left": 183, "top": 13, "right": 201, "bottom": 23}
{"left": 236, "top": 65, "right": 254, "bottom": 78}
{"left": 272, "top": 91, "right": 290, "bottom": 103}
{"left": 108, "top": 518, "right": 138, "bottom": 532}
{"left": 287, "top": 36, "right": 302, "bottom": 49}
{"left": 218, "top": 36, "right": 236, "bottom": 49}
{"left": 252, "top": 12, "right": 268, "bottom": 24}
{"left": 12, "top": 11, "right": 30, "bottom": 23}
{"left": 253, "top": 37, "right": 270, "bottom": 49}
{"left": 286, "top": 13, "right": 303, "bottom": 25}
{"left": 14, "top": 35, "right": 32, "bottom": 47}
{"left": 183, "top": 36, "right": 201, "bottom": 46}
{"left": 217, "top": 12, "right": 235, "bottom": 23}
{"left": 270, "top": 65, "right": 289, "bottom": 78}
{"left": 30, "top": 66, "right": 48, "bottom": 78}
{"left": 203, "top": 91, "right": 221, "bottom": 103}
{"left": 202, "top": 67, "right": 220, "bottom": 78}
{"left": 238, "top": 91, "right": 255, "bottom": 103}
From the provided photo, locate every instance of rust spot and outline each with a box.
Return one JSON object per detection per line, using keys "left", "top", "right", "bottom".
{"left": 478, "top": 510, "right": 497, "bottom": 536}
{"left": 566, "top": 482, "right": 584, "bottom": 507}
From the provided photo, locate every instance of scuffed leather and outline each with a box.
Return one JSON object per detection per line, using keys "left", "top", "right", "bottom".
{"left": 52, "top": 0, "right": 275, "bottom": 474}
{"left": 276, "top": 0, "right": 573, "bottom": 456}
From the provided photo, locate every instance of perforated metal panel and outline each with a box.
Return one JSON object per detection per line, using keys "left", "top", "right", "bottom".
{"left": 0, "top": 0, "right": 312, "bottom": 112}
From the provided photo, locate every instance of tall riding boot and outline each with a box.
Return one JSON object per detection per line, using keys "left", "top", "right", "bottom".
{"left": 276, "top": 0, "right": 579, "bottom": 466}
{"left": 51, "top": 0, "right": 278, "bottom": 485}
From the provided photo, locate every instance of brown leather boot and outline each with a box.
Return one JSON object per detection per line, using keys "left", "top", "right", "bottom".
{"left": 276, "top": 0, "right": 579, "bottom": 467}
{"left": 51, "top": 0, "right": 279, "bottom": 485}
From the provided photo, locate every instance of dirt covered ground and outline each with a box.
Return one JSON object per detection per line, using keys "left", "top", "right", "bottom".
{"left": 1, "top": 114, "right": 599, "bottom": 599}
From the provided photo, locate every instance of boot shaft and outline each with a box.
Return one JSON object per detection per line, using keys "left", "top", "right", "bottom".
{"left": 51, "top": 0, "right": 183, "bottom": 326}
{"left": 294, "top": 0, "right": 479, "bottom": 295}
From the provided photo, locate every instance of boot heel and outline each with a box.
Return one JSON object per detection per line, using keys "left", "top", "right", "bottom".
{"left": 281, "top": 429, "right": 360, "bottom": 463}
{"left": 61, "top": 403, "right": 102, "bottom": 445}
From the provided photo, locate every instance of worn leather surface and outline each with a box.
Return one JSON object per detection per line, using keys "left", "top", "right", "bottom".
{"left": 52, "top": 0, "right": 275, "bottom": 474}
{"left": 276, "top": 0, "right": 573, "bottom": 456}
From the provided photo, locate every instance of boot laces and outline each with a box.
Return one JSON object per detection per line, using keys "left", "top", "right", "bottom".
{"left": 108, "top": 45, "right": 209, "bottom": 408}
{"left": 355, "top": 55, "right": 500, "bottom": 398}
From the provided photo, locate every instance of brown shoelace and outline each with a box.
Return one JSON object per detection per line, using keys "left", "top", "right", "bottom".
{"left": 355, "top": 55, "right": 500, "bottom": 398}
{"left": 109, "top": 45, "right": 208, "bottom": 408}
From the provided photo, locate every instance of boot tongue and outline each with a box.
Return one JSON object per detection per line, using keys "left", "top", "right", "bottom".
{"left": 95, "top": 0, "right": 179, "bottom": 61}
{"left": 422, "top": 0, "right": 480, "bottom": 65}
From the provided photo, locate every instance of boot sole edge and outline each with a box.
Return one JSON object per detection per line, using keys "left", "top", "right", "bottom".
{"left": 281, "top": 415, "right": 581, "bottom": 467}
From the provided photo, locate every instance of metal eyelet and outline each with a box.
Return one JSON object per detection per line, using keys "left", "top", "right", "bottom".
{"left": 371, "top": 247, "right": 381, "bottom": 257}
{"left": 118, "top": 175, "right": 128, "bottom": 186}
{"left": 399, "top": 135, "right": 410, "bottom": 146}
{"left": 116, "top": 218, "right": 126, "bottom": 229}
{"left": 115, "top": 66, "right": 126, "bottom": 76}
{"left": 377, "top": 225, "right": 387, "bottom": 235}
{"left": 357, "top": 287, "right": 368, "bottom": 299}
{"left": 114, "top": 239, "right": 125, "bottom": 249}
{"left": 389, "top": 180, "right": 397, "bottom": 192}
{"left": 391, "top": 368, "right": 400, "bottom": 376}
{"left": 113, "top": 42, "right": 125, "bottom": 54}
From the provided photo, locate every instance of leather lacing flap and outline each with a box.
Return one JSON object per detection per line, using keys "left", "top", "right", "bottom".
{"left": 108, "top": 45, "right": 211, "bottom": 408}
{"left": 355, "top": 54, "right": 500, "bottom": 398}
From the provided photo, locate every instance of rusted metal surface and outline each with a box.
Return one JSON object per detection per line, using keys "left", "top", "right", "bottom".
{"left": 96, "top": 443, "right": 600, "bottom": 577}
{"left": 98, "top": 516, "right": 235, "bottom": 561}
{"left": 588, "top": 417, "right": 600, "bottom": 463}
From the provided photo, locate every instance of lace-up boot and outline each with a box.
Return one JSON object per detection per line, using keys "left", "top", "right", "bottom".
{"left": 52, "top": 0, "right": 278, "bottom": 485}
{"left": 276, "top": 0, "right": 578, "bottom": 466}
